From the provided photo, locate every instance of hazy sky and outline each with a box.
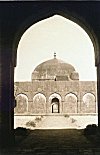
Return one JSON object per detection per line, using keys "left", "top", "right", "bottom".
{"left": 14, "top": 15, "right": 97, "bottom": 82}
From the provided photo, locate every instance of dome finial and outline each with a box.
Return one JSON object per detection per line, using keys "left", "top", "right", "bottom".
{"left": 54, "top": 52, "right": 56, "bottom": 59}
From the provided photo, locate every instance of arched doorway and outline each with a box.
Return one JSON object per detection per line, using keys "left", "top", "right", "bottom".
{"left": 1, "top": 3, "right": 100, "bottom": 147}
{"left": 13, "top": 9, "right": 99, "bottom": 128}
{"left": 14, "top": 10, "right": 98, "bottom": 128}
{"left": 49, "top": 93, "right": 62, "bottom": 113}
{"left": 51, "top": 98, "right": 59, "bottom": 113}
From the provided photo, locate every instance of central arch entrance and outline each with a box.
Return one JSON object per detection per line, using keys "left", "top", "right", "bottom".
{"left": 51, "top": 98, "right": 59, "bottom": 113}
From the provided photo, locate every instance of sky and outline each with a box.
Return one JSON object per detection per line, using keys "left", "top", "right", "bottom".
{"left": 14, "top": 15, "right": 97, "bottom": 82}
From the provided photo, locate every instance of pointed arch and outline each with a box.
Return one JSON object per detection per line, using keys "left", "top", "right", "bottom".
{"left": 49, "top": 93, "right": 61, "bottom": 103}
{"left": 64, "top": 93, "right": 78, "bottom": 113}
{"left": 49, "top": 93, "right": 62, "bottom": 113}
{"left": 32, "top": 93, "right": 46, "bottom": 113}
{"left": 15, "top": 93, "right": 28, "bottom": 113}
{"left": 82, "top": 93, "right": 96, "bottom": 113}
{"left": 13, "top": 9, "right": 99, "bottom": 67}
{"left": 51, "top": 97, "right": 60, "bottom": 113}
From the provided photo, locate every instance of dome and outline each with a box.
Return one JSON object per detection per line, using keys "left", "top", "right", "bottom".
{"left": 32, "top": 55, "right": 79, "bottom": 81}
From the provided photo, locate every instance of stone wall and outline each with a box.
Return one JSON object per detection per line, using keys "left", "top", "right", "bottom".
{"left": 14, "top": 81, "right": 97, "bottom": 115}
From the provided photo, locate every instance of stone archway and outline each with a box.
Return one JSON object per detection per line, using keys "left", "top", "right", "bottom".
{"left": 51, "top": 98, "right": 60, "bottom": 113}
{"left": 13, "top": 7, "right": 99, "bottom": 126}
{"left": 49, "top": 93, "right": 62, "bottom": 113}
{"left": 0, "top": 2, "right": 100, "bottom": 147}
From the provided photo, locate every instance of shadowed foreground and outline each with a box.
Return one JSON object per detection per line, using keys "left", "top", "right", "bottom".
{"left": 1, "top": 128, "right": 100, "bottom": 155}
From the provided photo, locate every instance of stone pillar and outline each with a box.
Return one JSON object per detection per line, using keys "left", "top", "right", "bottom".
{"left": 0, "top": 52, "right": 14, "bottom": 148}
{"left": 61, "top": 96, "right": 65, "bottom": 114}
{"left": 77, "top": 93, "right": 81, "bottom": 114}
{"left": 97, "top": 64, "right": 100, "bottom": 128}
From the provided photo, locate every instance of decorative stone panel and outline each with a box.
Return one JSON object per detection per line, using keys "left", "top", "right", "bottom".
{"left": 82, "top": 93, "right": 96, "bottom": 113}
{"left": 64, "top": 93, "right": 78, "bottom": 113}
{"left": 15, "top": 94, "right": 28, "bottom": 113}
{"left": 32, "top": 93, "right": 46, "bottom": 114}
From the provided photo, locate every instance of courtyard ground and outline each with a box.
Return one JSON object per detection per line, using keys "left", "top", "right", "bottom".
{"left": 14, "top": 115, "right": 98, "bottom": 129}
{"left": 1, "top": 128, "right": 100, "bottom": 155}
{"left": 1, "top": 115, "right": 100, "bottom": 155}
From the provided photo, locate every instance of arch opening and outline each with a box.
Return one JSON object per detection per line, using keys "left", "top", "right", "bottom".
{"left": 14, "top": 10, "right": 99, "bottom": 67}
{"left": 15, "top": 14, "right": 96, "bottom": 82}
{"left": 14, "top": 12, "right": 98, "bottom": 128}
{"left": 51, "top": 98, "right": 60, "bottom": 113}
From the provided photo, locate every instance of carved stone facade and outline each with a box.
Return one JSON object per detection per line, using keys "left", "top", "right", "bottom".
{"left": 14, "top": 56, "right": 97, "bottom": 115}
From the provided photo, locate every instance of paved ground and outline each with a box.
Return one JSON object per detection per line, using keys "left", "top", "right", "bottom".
{"left": 1, "top": 128, "right": 100, "bottom": 155}
{"left": 14, "top": 115, "right": 98, "bottom": 129}
{"left": 36, "top": 115, "right": 79, "bottom": 129}
{"left": 1, "top": 116, "right": 100, "bottom": 155}
{"left": 2, "top": 148, "right": 100, "bottom": 155}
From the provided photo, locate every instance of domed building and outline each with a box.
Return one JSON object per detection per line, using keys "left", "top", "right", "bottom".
{"left": 32, "top": 53, "right": 79, "bottom": 81}
{"left": 14, "top": 53, "right": 97, "bottom": 117}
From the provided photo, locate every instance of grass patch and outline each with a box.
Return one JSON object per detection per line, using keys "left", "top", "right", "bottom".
{"left": 64, "top": 114, "right": 69, "bottom": 118}
{"left": 71, "top": 118, "right": 76, "bottom": 123}
{"left": 26, "top": 121, "right": 36, "bottom": 127}
{"left": 26, "top": 116, "right": 43, "bottom": 128}
{"left": 35, "top": 116, "right": 42, "bottom": 122}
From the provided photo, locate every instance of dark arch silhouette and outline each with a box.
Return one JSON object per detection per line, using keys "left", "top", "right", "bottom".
{"left": 13, "top": 11, "right": 99, "bottom": 67}
{"left": 0, "top": 2, "right": 100, "bottom": 147}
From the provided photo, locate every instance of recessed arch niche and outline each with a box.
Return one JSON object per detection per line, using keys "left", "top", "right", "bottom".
{"left": 82, "top": 93, "right": 96, "bottom": 113}
{"left": 15, "top": 94, "right": 28, "bottom": 113}
{"left": 64, "top": 93, "right": 78, "bottom": 113}
{"left": 32, "top": 93, "right": 46, "bottom": 113}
